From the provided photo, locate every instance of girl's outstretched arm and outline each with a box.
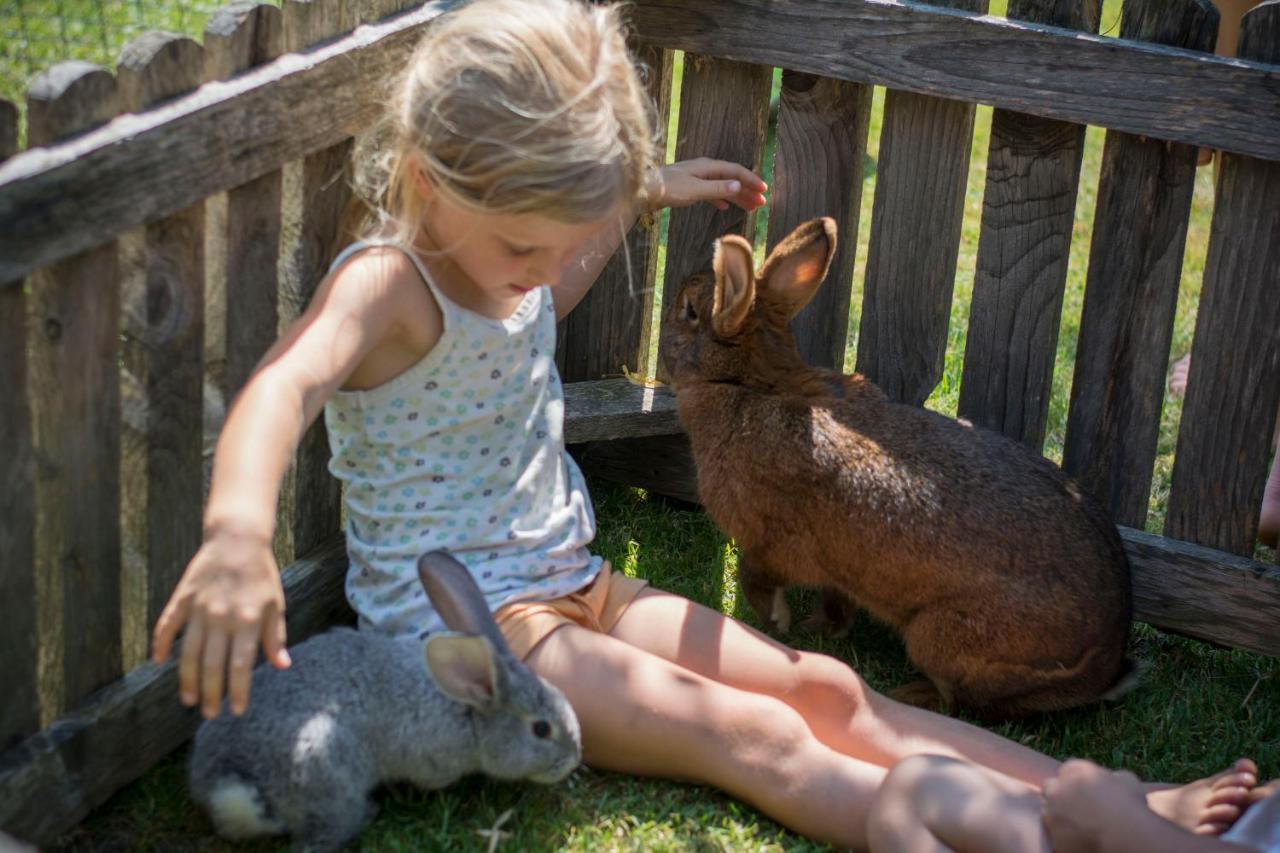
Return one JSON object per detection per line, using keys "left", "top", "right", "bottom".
{"left": 553, "top": 158, "right": 768, "bottom": 319}
{"left": 151, "top": 246, "right": 433, "bottom": 718}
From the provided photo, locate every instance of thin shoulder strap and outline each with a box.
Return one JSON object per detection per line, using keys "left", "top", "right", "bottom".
{"left": 328, "top": 239, "right": 455, "bottom": 319}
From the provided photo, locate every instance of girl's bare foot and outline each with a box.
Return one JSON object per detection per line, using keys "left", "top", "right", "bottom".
{"left": 1169, "top": 353, "right": 1192, "bottom": 397}
{"left": 1147, "top": 759, "right": 1259, "bottom": 836}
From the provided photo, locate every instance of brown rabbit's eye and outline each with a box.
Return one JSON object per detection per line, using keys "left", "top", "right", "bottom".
{"left": 532, "top": 720, "right": 552, "bottom": 739}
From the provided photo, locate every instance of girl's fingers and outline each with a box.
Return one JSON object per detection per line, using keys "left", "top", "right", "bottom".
{"left": 178, "top": 614, "right": 206, "bottom": 706}
{"left": 199, "top": 624, "right": 231, "bottom": 718}
{"left": 262, "top": 605, "right": 292, "bottom": 670}
{"left": 226, "top": 622, "right": 260, "bottom": 716}
{"left": 151, "top": 594, "right": 190, "bottom": 663}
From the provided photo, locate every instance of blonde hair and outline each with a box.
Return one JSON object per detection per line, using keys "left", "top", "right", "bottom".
{"left": 349, "top": 0, "right": 661, "bottom": 249}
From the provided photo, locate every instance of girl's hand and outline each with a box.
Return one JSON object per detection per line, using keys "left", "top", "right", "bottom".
{"left": 152, "top": 527, "right": 290, "bottom": 718}
{"left": 646, "top": 158, "right": 768, "bottom": 213}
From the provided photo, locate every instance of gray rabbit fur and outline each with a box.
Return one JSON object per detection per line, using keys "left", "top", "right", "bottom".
{"left": 188, "top": 550, "right": 581, "bottom": 851}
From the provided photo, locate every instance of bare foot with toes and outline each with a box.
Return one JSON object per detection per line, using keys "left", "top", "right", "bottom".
{"left": 1147, "top": 759, "right": 1259, "bottom": 836}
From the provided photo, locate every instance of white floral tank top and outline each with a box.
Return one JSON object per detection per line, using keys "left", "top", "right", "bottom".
{"left": 323, "top": 241, "right": 601, "bottom": 638}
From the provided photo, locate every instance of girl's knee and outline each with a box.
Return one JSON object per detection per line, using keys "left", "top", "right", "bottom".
{"left": 791, "top": 651, "right": 871, "bottom": 716}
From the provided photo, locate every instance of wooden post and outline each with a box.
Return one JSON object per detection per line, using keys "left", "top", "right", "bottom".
{"left": 556, "top": 44, "right": 672, "bottom": 382}
{"left": 764, "top": 71, "right": 871, "bottom": 369}
{"left": 279, "top": 0, "right": 354, "bottom": 560}
{"left": 956, "top": 0, "right": 1099, "bottom": 447}
{"left": 26, "top": 62, "right": 123, "bottom": 719}
{"left": 205, "top": 3, "right": 284, "bottom": 401}
{"left": 117, "top": 33, "right": 207, "bottom": 668}
{"left": 1062, "top": 0, "right": 1216, "bottom": 527}
{"left": 856, "top": 0, "right": 989, "bottom": 406}
{"left": 1167, "top": 1, "right": 1280, "bottom": 555}
{"left": 0, "top": 97, "right": 38, "bottom": 751}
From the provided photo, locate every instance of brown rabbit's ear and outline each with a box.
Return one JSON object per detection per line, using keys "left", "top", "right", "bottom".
{"left": 712, "top": 234, "right": 756, "bottom": 337}
{"left": 757, "top": 217, "right": 837, "bottom": 319}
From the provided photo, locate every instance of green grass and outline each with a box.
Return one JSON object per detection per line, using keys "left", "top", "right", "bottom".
{"left": 11, "top": 0, "right": 1280, "bottom": 850}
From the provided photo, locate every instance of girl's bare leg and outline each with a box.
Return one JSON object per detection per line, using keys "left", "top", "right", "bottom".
{"left": 610, "top": 588, "right": 1257, "bottom": 830}
{"left": 611, "top": 589, "right": 1059, "bottom": 783}
{"left": 868, "top": 755, "right": 1049, "bottom": 853}
{"left": 524, "top": 623, "right": 888, "bottom": 848}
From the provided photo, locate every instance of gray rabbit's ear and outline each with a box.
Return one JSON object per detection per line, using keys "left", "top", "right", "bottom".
{"left": 417, "top": 551, "right": 513, "bottom": 654}
{"left": 424, "top": 634, "right": 502, "bottom": 710}
{"left": 712, "top": 234, "right": 756, "bottom": 338}
{"left": 756, "top": 217, "right": 837, "bottom": 319}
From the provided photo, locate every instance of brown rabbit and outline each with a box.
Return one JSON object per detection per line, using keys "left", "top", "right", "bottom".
{"left": 659, "top": 217, "right": 1135, "bottom": 720}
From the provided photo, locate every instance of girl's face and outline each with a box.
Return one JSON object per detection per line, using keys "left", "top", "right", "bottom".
{"left": 417, "top": 185, "right": 613, "bottom": 318}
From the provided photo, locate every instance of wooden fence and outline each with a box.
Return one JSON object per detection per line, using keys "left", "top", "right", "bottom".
{"left": 1, "top": 0, "right": 1279, "bottom": 844}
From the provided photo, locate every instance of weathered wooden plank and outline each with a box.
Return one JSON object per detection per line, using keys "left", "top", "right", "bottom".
{"left": 0, "top": 2, "right": 445, "bottom": 284}
{"left": 280, "top": 0, "right": 352, "bottom": 562}
{"left": 1123, "top": 526, "right": 1280, "bottom": 657}
{"left": 764, "top": 71, "right": 871, "bottom": 369}
{"left": 625, "top": 0, "right": 1280, "bottom": 160}
{"left": 117, "top": 33, "right": 208, "bottom": 661}
{"left": 661, "top": 55, "right": 773, "bottom": 321}
{"left": 1062, "top": 0, "right": 1216, "bottom": 527}
{"left": 1167, "top": 3, "right": 1280, "bottom": 555}
{"left": 0, "top": 99, "right": 15, "bottom": 162}
{"left": 856, "top": 0, "right": 984, "bottom": 406}
{"left": 957, "top": 0, "right": 1098, "bottom": 447}
{"left": 206, "top": 3, "right": 284, "bottom": 400}
{"left": 556, "top": 45, "right": 671, "bottom": 382}
{"left": 0, "top": 536, "right": 352, "bottom": 848}
{"left": 26, "top": 62, "right": 124, "bottom": 720}
{"left": 7, "top": 0, "right": 1280, "bottom": 285}
{"left": 0, "top": 96, "right": 34, "bottom": 751}
{"left": 572, "top": 433, "right": 700, "bottom": 504}
{"left": 562, "top": 379, "right": 679, "bottom": 444}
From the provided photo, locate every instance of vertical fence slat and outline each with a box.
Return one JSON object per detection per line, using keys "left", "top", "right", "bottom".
{"left": 557, "top": 45, "right": 672, "bottom": 382}
{"left": 661, "top": 55, "right": 773, "bottom": 330}
{"left": 27, "top": 62, "right": 123, "bottom": 717}
{"left": 956, "top": 0, "right": 1099, "bottom": 446}
{"left": 281, "top": 0, "right": 353, "bottom": 559}
{"left": 1062, "top": 0, "right": 1215, "bottom": 527}
{"left": 117, "top": 34, "right": 207, "bottom": 666}
{"left": 765, "top": 71, "right": 871, "bottom": 369}
{"left": 855, "top": 0, "right": 988, "bottom": 406}
{"left": 1167, "top": 2, "right": 1280, "bottom": 555}
{"left": 206, "top": 4, "right": 284, "bottom": 400}
{"left": 0, "top": 97, "right": 39, "bottom": 750}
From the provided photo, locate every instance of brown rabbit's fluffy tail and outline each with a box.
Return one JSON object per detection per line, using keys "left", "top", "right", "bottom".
{"left": 1100, "top": 656, "right": 1144, "bottom": 702}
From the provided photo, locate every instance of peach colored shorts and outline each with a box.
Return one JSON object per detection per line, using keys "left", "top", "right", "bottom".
{"left": 494, "top": 560, "right": 648, "bottom": 660}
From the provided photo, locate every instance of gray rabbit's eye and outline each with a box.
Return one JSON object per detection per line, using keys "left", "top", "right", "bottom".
{"left": 531, "top": 720, "right": 552, "bottom": 739}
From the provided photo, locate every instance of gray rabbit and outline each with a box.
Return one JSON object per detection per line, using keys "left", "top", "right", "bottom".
{"left": 188, "top": 550, "right": 581, "bottom": 851}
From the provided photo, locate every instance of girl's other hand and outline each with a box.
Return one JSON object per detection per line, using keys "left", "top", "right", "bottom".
{"left": 647, "top": 158, "right": 768, "bottom": 213}
{"left": 1041, "top": 759, "right": 1146, "bottom": 853}
{"left": 151, "top": 527, "right": 290, "bottom": 718}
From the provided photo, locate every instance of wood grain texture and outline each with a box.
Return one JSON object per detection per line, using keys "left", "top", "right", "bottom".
{"left": 556, "top": 45, "right": 671, "bottom": 382}
{"left": 856, "top": 0, "right": 984, "bottom": 406}
{"left": 0, "top": 95, "right": 32, "bottom": 749}
{"left": 117, "top": 33, "right": 208, "bottom": 651}
{"left": 0, "top": 279, "right": 35, "bottom": 751}
{"left": 660, "top": 55, "right": 773, "bottom": 333}
{"left": 765, "top": 71, "right": 871, "bottom": 369}
{"left": 0, "top": 2, "right": 445, "bottom": 283}
{"left": 1166, "top": 3, "right": 1280, "bottom": 555}
{"left": 0, "top": 99, "right": 15, "bottom": 161}
{"left": 206, "top": 3, "right": 284, "bottom": 400}
{"left": 281, "top": 0, "right": 351, "bottom": 559}
{"left": 957, "top": 0, "right": 1098, "bottom": 448}
{"left": 26, "top": 63, "right": 124, "bottom": 720}
{"left": 625, "top": 0, "right": 1280, "bottom": 160}
{"left": 1062, "top": 0, "right": 1215, "bottom": 527}
{"left": 562, "top": 379, "right": 679, "bottom": 444}
{"left": 0, "top": 536, "right": 353, "bottom": 848}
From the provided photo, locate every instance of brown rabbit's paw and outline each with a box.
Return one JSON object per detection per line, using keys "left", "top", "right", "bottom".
{"left": 769, "top": 589, "right": 792, "bottom": 635}
{"left": 890, "top": 679, "right": 948, "bottom": 712}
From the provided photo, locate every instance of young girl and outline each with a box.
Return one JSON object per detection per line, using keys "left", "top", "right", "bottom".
{"left": 152, "top": 0, "right": 1258, "bottom": 846}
